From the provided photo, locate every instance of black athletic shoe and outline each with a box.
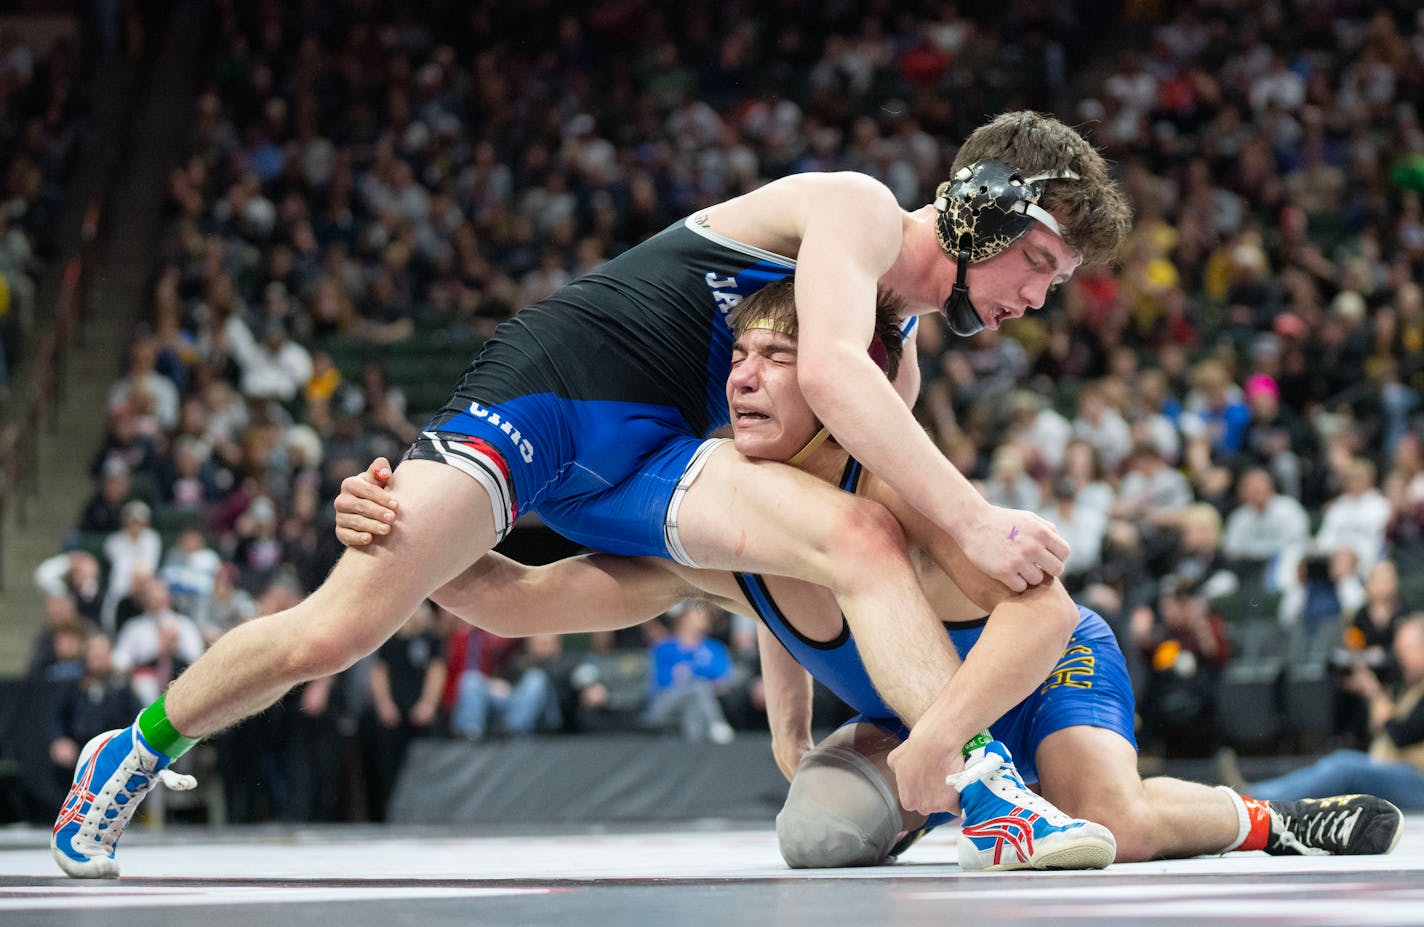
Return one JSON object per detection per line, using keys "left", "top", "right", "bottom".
{"left": 1265, "top": 795, "right": 1404, "bottom": 856}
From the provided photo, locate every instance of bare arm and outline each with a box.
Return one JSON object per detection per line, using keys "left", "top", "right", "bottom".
{"left": 724, "top": 173, "right": 1065, "bottom": 592}
{"left": 863, "top": 472, "right": 1080, "bottom": 811}
{"left": 758, "top": 623, "right": 815, "bottom": 781}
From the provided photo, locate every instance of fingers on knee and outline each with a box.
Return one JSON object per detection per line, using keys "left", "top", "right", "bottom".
{"left": 776, "top": 745, "right": 902, "bottom": 869}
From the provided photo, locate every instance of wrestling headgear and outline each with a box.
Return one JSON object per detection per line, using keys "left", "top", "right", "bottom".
{"left": 933, "top": 159, "right": 1079, "bottom": 337}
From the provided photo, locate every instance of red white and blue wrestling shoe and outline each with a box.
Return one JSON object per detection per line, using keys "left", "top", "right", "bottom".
{"left": 951, "top": 739, "right": 1116, "bottom": 871}
{"left": 51, "top": 726, "right": 195, "bottom": 878}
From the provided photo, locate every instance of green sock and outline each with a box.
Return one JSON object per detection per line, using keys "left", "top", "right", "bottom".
{"left": 961, "top": 730, "right": 993, "bottom": 757}
{"left": 137, "top": 693, "right": 200, "bottom": 759}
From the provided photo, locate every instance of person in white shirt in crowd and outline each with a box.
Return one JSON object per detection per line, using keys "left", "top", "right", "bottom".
{"left": 34, "top": 546, "right": 105, "bottom": 625}
{"left": 1039, "top": 474, "right": 1109, "bottom": 592}
{"left": 1221, "top": 467, "right": 1311, "bottom": 584}
{"left": 1006, "top": 389, "right": 1072, "bottom": 474}
{"left": 107, "top": 338, "right": 179, "bottom": 432}
{"left": 112, "top": 578, "right": 206, "bottom": 703}
{"left": 1071, "top": 380, "right": 1134, "bottom": 473}
{"left": 1107, "top": 441, "right": 1195, "bottom": 565}
{"left": 1057, "top": 437, "right": 1116, "bottom": 517}
{"left": 101, "top": 501, "right": 162, "bottom": 633}
{"left": 223, "top": 312, "right": 313, "bottom": 403}
{"left": 981, "top": 443, "right": 1042, "bottom": 513}
{"left": 1315, "top": 457, "right": 1393, "bottom": 573}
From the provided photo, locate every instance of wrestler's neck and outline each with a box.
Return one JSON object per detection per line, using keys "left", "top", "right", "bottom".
{"left": 789, "top": 432, "right": 853, "bottom": 487}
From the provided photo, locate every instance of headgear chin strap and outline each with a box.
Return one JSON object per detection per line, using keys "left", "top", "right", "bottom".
{"left": 933, "top": 158, "right": 1079, "bottom": 337}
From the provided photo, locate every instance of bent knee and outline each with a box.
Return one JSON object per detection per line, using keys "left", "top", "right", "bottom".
{"left": 776, "top": 744, "right": 902, "bottom": 869}
{"left": 826, "top": 500, "right": 907, "bottom": 575}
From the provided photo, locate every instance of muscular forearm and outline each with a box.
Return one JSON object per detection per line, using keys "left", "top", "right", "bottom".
{"left": 799, "top": 345, "right": 985, "bottom": 540}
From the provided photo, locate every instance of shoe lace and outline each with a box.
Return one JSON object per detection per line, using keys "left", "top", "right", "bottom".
{"left": 92, "top": 764, "right": 196, "bottom": 852}
{"left": 947, "top": 752, "right": 1076, "bottom": 826}
{"left": 1274, "top": 805, "right": 1358, "bottom": 855}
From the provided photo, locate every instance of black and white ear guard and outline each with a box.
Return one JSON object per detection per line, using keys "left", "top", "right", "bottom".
{"left": 933, "top": 158, "right": 1079, "bottom": 336}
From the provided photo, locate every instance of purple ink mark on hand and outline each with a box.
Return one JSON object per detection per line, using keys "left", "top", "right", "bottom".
{"left": 1008, "top": 527, "right": 1020, "bottom": 542}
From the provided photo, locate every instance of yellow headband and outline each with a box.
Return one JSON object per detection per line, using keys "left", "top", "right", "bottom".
{"left": 740, "top": 317, "right": 797, "bottom": 337}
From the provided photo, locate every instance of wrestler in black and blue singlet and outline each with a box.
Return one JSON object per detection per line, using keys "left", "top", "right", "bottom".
{"left": 734, "top": 456, "right": 1138, "bottom": 834}
{"left": 406, "top": 214, "right": 795, "bottom": 559}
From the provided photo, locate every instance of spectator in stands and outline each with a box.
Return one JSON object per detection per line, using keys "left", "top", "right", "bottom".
{"left": 1279, "top": 546, "right": 1367, "bottom": 634}
{"left": 718, "top": 611, "right": 768, "bottom": 732}
{"left": 107, "top": 338, "right": 179, "bottom": 432}
{"left": 1221, "top": 468, "right": 1311, "bottom": 585}
{"left": 1107, "top": 442, "right": 1195, "bottom": 585}
{"left": 100, "top": 500, "right": 161, "bottom": 631}
{"left": 1238, "top": 373, "right": 1314, "bottom": 500}
{"left": 111, "top": 578, "right": 205, "bottom": 703}
{"left": 644, "top": 601, "right": 737, "bottom": 744}
{"left": 78, "top": 456, "right": 136, "bottom": 535}
{"left": 25, "top": 594, "right": 92, "bottom": 680}
{"left": 211, "top": 576, "right": 303, "bottom": 824}
{"left": 33, "top": 546, "right": 104, "bottom": 624}
{"left": 1241, "top": 614, "right": 1424, "bottom": 810}
{"left": 223, "top": 314, "right": 313, "bottom": 403}
{"left": 48, "top": 633, "right": 140, "bottom": 794}
{"left": 232, "top": 495, "right": 284, "bottom": 590}
{"left": 33, "top": 621, "right": 88, "bottom": 684}
{"left": 363, "top": 600, "right": 446, "bottom": 822}
{"left": 1071, "top": 380, "right": 1133, "bottom": 473}
{"left": 1180, "top": 359, "right": 1250, "bottom": 463}
{"left": 158, "top": 525, "right": 222, "bottom": 625}
{"left": 566, "top": 631, "right": 656, "bottom": 734}
{"left": 1040, "top": 474, "right": 1109, "bottom": 595}
{"left": 450, "top": 631, "right": 562, "bottom": 740}
{"left": 196, "top": 562, "right": 257, "bottom": 645}
{"left": 1169, "top": 503, "right": 1239, "bottom": 603}
{"left": 1006, "top": 389, "right": 1072, "bottom": 474}
{"left": 158, "top": 435, "right": 223, "bottom": 512}
{"left": 1130, "top": 573, "right": 1232, "bottom": 757}
{"left": 1334, "top": 559, "right": 1410, "bottom": 747}
{"left": 981, "top": 443, "right": 1042, "bottom": 512}
{"left": 1056, "top": 437, "right": 1116, "bottom": 517}
{"left": 1314, "top": 457, "right": 1392, "bottom": 572}
{"left": 1383, "top": 432, "right": 1424, "bottom": 550}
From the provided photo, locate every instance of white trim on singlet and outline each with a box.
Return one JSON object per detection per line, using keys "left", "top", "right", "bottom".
{"left": 682, "top": 215, "right": 798, "bottom": 268}
{"left": 663, "top": 438, "right": 732, "bottom": 567}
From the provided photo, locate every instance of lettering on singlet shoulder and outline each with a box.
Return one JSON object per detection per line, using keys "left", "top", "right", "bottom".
{"left": 684, "top": 215, "right": 797, "bottom": 320}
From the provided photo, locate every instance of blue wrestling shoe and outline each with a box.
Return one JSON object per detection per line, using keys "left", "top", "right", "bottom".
{"left": 951, "top": 740, "right": 1116, "bottom": 871}
{"left": 51, "top": 726, "right": 194, "bottom": 878}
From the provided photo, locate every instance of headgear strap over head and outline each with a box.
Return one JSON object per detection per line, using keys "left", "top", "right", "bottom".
{"left": 933, "top": 158, "right": 1079, "bottom": 337}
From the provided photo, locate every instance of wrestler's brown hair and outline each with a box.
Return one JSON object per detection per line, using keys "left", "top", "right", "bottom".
{"left": 952, "top": 111, "right": 1132, "bottom": 266}
{"left": 727, "top": 279, "right": 906, "bottom": 381}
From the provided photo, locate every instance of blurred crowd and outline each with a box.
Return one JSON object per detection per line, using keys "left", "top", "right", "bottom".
{"left": 16, "top": 0, "right": 1424, "bottom": 822}
{"left": 0, "top": 25, "right": 86, "bottom": 394}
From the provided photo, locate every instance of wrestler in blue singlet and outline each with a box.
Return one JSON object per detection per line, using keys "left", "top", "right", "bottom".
{"left": 405, "top": 215, "right": 795, "bottom": 559}
{"left": 734, "top": 456, "right": 1138, "bottom": 834}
